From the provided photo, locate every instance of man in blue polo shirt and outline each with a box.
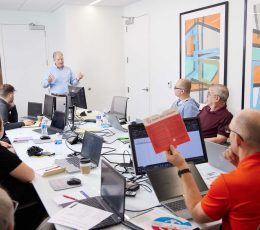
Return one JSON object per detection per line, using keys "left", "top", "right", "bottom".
{"left": 42, "top": 51, "right": 84, "bottom": 96}
{"left": 171, "top": 79, "right": 200, "bottom": 118}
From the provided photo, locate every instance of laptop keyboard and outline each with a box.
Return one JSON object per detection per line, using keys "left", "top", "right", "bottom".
{"left": 66, "top": 157, "right": 80, "bottom": 168}
{"left": 79, "top": 198, "right": 117, "bottom": 229}
{"left": 55, "top": 157, "right": 80, "bottom": 173}
{"left": 165, "top": 199, "right": 186, "bottom": 212}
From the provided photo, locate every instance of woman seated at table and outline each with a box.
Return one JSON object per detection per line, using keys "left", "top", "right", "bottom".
{"left": 0, "top": 116, "right": 47, "bottom": 230}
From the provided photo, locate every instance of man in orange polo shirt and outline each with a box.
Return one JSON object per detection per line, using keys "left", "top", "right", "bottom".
{"left": 166, "top": 109, "right": 260, "bottom": 229}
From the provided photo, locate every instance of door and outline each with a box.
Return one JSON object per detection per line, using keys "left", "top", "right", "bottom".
{"left": 0, "top": 24, "right": 47, "bottom": 117}
{"left": 125, "top": 15, "right": 150, "bottom": 120}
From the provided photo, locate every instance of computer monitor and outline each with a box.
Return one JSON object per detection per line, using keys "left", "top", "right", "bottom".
{"left": 43, "top": 94, "right": 56, "bottom": 120}
{"left": 128, "top": 117, "right": 207, "bottom": 175}
{"left": 68, "top": 86, "right": 87, "bottom": 109}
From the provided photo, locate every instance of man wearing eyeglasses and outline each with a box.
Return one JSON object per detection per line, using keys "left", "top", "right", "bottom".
{"left": 165, "top": 109, "right": 260, "bottom": 229}
{"left": 171, "top": 79, "right": 199, "bottom": 118}
{"left": 198, "top": 84, "right": 233, "bottom": 144}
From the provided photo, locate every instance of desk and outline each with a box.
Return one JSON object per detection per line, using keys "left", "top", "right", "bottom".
{"left": 7, "top": 125, "right": 221, "bottom": 230}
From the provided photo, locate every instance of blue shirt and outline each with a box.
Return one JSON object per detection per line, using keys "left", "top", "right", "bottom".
{"left": 171, "top": 98, "right": 200, "bottom": 118}
{"left": 42, "top": 65, "right": 79, "bottom": 95}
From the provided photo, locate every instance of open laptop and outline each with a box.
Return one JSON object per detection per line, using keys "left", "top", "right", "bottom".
{"left": 205, "top": 141, "right": 235, "bottom": 172}
{"left": 62, "top": 160, "right": 126, "bottom": 229}
{"left": 128, "top": 117, "right": 207, "bottom": 175}
{"left": 146, "top": 162, "right": 208, "bottom": 220}
{"left": 106, "top": 113, "right": 128, "bottom": 132}
{"left": 55, "top": 131, "right": 104, "bottom": 173}
{"left": 33, "top": 110, "right": 65, "bottom": 135}
{"left": 22, "top": 102, "right": 42, "bottom": 121}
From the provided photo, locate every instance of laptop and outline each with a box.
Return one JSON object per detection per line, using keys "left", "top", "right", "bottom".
{"left": 205, "top": 141, "right": 235, "bottom": 172}
{"left": 22, "top": 102, "right": 42, "bottom": 121}
{"left": 33, "top": 110, "right": 65, "bottom": 135}
{"left": 55, "top": 131, "right": 104, "bottom": 173}
{"left": 146, "top": 162, "right": 208, "bottom": 220}
{"left": 128, "top": 117, "right": 207, "bottom": 175}
{"left": 62, "top": 160, "right": 126, "bottom": 229}
{"left": 106, "top": 113, "right": 128, "bottom": 132}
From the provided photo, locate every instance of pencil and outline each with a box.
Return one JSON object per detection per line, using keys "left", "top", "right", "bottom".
{"left": 63, "top": 195, "right": 78, "bottom": 201}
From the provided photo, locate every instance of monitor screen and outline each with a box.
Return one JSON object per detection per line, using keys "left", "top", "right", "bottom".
{"left": 68, "top": 86, "right": 87, "bottom": 109}
{"left": 28, "top": 102, "right": 42, "bottom": 117}
{"left": 128, "top": 117, "right": 207, "bottom": 175}
{"left": 101, "top": 160, "right": 125, "bottom": 220}
{"left": 43, "top": 94, "right": 56, "bottom": 120}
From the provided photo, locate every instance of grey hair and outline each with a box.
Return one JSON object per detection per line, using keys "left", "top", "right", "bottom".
{"left": 209, "top": 84, "right": 229, "bottom": 102}
{"left": 53, "top": 51, "right": 63, "bottom": 60}
{"left": 0, "top": 188, "right": 14, "bottom": 230}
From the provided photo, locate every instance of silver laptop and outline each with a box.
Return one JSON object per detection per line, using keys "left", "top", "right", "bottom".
{"left": 106, "top": 113, "right": 128, "bottom": 132}
{"left": 146, "top": 162, "right": 208, "bottom": 220}
{"left": 205, "top": 141, "right": 235, "bottom": 172}
{"left": 55, "top": 131, "right": 103, "bottom": 173}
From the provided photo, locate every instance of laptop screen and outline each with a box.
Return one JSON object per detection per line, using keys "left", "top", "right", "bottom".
{"left": 50, "top": 111, "right": 65, "bottom": 130}
{"left": 28, "top": 102, "right": 42, "bottom": 117}
{"left": 101, "top": 160, "right": 125, "bottom": 220}
{"left": 129, "top": 117, "right": 207, "bottom": 175}
{"left": 80, "top": 131, "right": 103, "bottom": 166}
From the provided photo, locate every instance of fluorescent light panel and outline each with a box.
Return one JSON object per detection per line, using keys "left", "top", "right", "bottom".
{"left": 89, "top": 0, "right": 102, "bottom": 5}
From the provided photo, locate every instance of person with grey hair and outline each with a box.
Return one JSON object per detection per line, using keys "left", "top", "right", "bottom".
{"left": 165, "top": 109, "right": 260, "bottom": 229}
{"left": 198, "top": 84, "right": 233, "bottom": 144}
{"left": 171, "top": 79, "right": 200, "bottom": 118}
{"left": 0, "top": 188, "right": 14, "bottom": 230}
{"left": 42, "top": 51, "right": 83, "bottom": 96}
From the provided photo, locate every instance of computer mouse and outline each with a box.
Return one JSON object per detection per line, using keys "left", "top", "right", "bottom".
{"left": 40, "top": 135, "right": 51, "bottom": 140}
{"left": 80, "top": 111, "right": 87, "bottom": 116}
{"left": 67, "top": 178, "right": 81, "bottom": 186}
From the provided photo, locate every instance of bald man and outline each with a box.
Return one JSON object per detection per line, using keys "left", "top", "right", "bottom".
{"left": 0, "top": 188, "right": 14, "bottom": 230}
{"left": 42, "top": 51, "right": 83, "bottom": 96}
{"left": 166, "top": 109, "right": 260, "bottom": 229}
{"left": 171, "top": 79, "right": 199, "bottom": 118}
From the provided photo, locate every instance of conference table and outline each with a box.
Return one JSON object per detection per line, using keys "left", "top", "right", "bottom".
{"left": 6, "top": 120, "right": 222, "bottom": 230}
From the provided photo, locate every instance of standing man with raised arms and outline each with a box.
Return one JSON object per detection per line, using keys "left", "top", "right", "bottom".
{"left": 42, "top": 51, "right": 84, "bottom": 96}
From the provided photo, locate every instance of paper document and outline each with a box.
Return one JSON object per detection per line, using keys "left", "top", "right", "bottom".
{"left": 130, "top": 208, "right": 196, "bottom": 230}
{"left": 48, "top": 202, "right": 112, "bottom": 230}
{"left": 143, "top": 109, "right": 190, "bottom": 153}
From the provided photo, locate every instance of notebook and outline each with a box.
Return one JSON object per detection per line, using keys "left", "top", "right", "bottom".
{"left": 205, "top": 141, "right": 235, "bottom": 172}
{"left": 55, "top": 131, "right": 104, "bottom": 173}
{"left": 146, "top": 162, "right": 208, "bottom": 220}
{"left": 62, "top": 160, "right": 126, "bottom": 229}
{"left": 106, "top": 113, "right": 128, "bottom": 132}
{"left": 22, "top": 102, "right": 42, "bottom": 121}
{"left": 33, "top": 111, "right": 65, "bottom": 135}
{"left": 128, "top": 117, "right": 207, "bottom": 175}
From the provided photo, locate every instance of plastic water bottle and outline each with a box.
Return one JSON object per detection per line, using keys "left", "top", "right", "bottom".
{"left": 54, "top": 133, "right": 62, "bottom": 145}
{"left": 41, "top": 120, "right": 48, "bottom": 136}
{"left": 96, "top": 113, "right": 102, "bottom": 127}
{"left": 101, "top": 113, "right": 110, "bottom": 128}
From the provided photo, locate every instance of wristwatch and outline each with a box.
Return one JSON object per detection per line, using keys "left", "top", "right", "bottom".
{"left": 178, "top": 168, "right": 191, "bottom": 178}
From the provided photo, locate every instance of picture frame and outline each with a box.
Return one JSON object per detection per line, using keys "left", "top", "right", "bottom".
{"left": 180, "top": 2, "right": 229, "bottom": 103}
{"left": 242, "top": 0, "right": 260, "bottom": 109}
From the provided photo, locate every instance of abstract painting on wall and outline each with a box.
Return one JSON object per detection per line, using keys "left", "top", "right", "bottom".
{"left": 243, "top": 0, "right": 260, "bottom": 109}
{"left": 180, "top": 2, "right": 228, "bottom": 103}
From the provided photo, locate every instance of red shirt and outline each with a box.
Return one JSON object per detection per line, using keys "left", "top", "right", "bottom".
{"left": 201, "top": 153, "right": 260, "bottom": 230}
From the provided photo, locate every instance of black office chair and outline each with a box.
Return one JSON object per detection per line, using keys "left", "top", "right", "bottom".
{"left": 109, "top": 96, "right": 129, "bottom": 124}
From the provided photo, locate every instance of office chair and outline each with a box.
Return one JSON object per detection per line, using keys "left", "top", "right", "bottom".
{"left": 109, "top": 96, "right": 129, "bottom": 124}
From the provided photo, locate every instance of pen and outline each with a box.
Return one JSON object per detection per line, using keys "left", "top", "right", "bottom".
{"left": 80, "top": 190, "right": 89, "bottom": 198}
{"left": 45, "top": 166, "right": 60, "bottom": 172}
{"left": 63, "top": 195, "right": 78, "bottom": 201}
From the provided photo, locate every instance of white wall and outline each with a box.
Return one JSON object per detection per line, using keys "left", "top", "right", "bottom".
{"left": 124, "top": 0, "right": 245, "bottom": 116}
{"left": 0, "top": 6, "right": 125, "bottom": 112}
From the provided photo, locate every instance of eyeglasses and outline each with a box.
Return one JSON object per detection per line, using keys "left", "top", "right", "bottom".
{"left": 12, "top": 200, "right": 19, "bottom": 212}
{"left": 174, "top": 86, "right": 184, "bottom": 90}
{"left": 225, "top": 126, "right": 244, "bottom": 142}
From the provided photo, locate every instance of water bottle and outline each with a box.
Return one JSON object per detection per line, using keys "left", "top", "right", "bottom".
{"left": 96, "top": 113, "right": 102, "bottom": 127}
{"left": 101, "top": 113, "right": 110, "bottom": 128}
{"left": 54, "top": 133, "right": 62, "bottom": 145}
{"left": 41, "top": 120, "right": 48, "bottom": 136}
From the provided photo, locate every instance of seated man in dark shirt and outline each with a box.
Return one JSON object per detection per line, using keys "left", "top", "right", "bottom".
{"left": 0, "top": 117, "right": 46, "bottom": 229}
{"left": 0, "top": 84, "right": 34, "bottom": 131}
{"left": 198, "top": 84, "right": 233, "bottom": 144}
